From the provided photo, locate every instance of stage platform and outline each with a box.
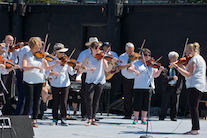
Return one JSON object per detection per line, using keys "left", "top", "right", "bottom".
{"left": 33, "top": 109, "right": 207, "bottom": 138}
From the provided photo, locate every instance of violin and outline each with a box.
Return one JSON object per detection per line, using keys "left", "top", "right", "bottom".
{"left": 169, "top": 55, "right": 193, "bottom": 68}
{"left": 9, "top": 42, "right": 28, "bottom": 52}
{"left": 146, "top": 58, "right": 168, "bottom": 72}
{"left": 34, "top": 51, "right": 55, "bottom": 62}
{"left": 0, "top": 55, "right": 16, "bottom": 68}
{"left": 59, "top": 55, "right": 77, "bottom": 67}
{"left": 95, "top": 52, "right": 123, "bottom": 64}
{"left": 129, "top": 52, "right": 142, "bottom": 61}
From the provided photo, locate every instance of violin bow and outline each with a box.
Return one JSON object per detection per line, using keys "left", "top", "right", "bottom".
{"left": 55, "top": 48, "right": 76, "bottom": 79}
{"left": 138, "top": 39, "right": 146, "bottom": 55}
{"left": 182, "top": 38, "right": 189, "bottom": 58}
{"left": 42, "top": 33, "right": 49, "bottom": 51}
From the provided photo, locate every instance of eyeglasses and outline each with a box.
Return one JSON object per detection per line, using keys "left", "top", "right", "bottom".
{"left": 144, "top": 54, "right": 151, "bottom": 57}
{"left": 59, "top": 52, "right": 65, "bottom": 53}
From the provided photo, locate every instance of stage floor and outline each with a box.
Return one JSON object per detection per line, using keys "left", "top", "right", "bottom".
{"left": 34, "top": 109, "right": 207, "bottom": 138}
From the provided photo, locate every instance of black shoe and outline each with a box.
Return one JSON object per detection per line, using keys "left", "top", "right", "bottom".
{"left": 171, "top": 118, "right": 177, "bottom": 121}
{"left": 81, "top": 117, "right": 87, "bottom": 121}
{"left": 122, "top": 116, "right": 131, "bottom": 119}
{"left": 159, "top": 118, "right": 165, "bottom": 120}
{"left": 95, "top": 118, "right": 99, "bottom": 121}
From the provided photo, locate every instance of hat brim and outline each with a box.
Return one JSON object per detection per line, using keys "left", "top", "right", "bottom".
{"left": 85, "top": 41, "right": 103, "bottom": 46}
{"left": 56, "top": 48, "right": 68, "bottom": 52}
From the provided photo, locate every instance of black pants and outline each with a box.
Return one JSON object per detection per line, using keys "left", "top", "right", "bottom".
{"left": 159, "top": 85, "right": 177, "bottom": 119}
{"left": 188, "top": 88, "right": 203, "bottom": 130}
{"left": 51, "top": 86, "right": 69, "bottom": 120}
{"left": 0, "top": 72, "right": 13, "bottom": 103}
{"left": 23, "top": 82, "right": 43, "bottom": 119}
{"left": 85, "top": 83, "right": 103, "bottom": 119}
{"left": 80, "top": 73, "right": 87, "bottom": 118}
{"left": 134, "top": 89, "right": 149, "bottom": 111}
{"left": 122, "top": 76, "right": 134, "bottom": 117}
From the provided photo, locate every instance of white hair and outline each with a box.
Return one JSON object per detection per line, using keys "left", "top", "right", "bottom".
{"left": 125, "top": 42, "right": 134, "bottom": 49}
{"left": 168, "top": 51, "right": 179, "bottom": 59}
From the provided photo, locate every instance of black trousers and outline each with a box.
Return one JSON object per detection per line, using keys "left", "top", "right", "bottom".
{"left": 85, "top": 83, "right": 103, "bottom": 119}
{"left": 0, "top": 72, "right": 13, "bottom": 103}
{"left": 23, "top": 82, "right": 43, "bottom": 119}
{"left": 122, "top": 76, "right": 134, "bottom": 117}
{"left": 159, "top": 85, "right": 177, "bottom": 119}
{"left": 188, "top": 88, "right": 203, "bottom": 130}
{"left": 80, "top": 73, "right": 87, "bottom": 118}
{"left": 51, "top": 86, "right": 69, "bottom": 120}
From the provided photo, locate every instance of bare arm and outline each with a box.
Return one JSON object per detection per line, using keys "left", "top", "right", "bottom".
{"left": 118, "top": 63, "right": 133, "bottom": 70}
{"left": 79, "top": 57, "right": 89, "bottom": 72}
{"left": 43, "top": 59, "right": 61, "bottom": 72}
{"left": 128, "top": 65, "right": 140, "bottom": 76}
{"left": 153, "top": 66, "right": 164, "bottom": 78}
{"left": 172, "top": 62, "right": 196, "bottom": 78}
{"left": 104, "top": 58, "right": 117, "bottom": 72}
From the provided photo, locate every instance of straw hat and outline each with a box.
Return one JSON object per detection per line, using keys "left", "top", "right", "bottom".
{"left": 85, "top": 37, "right": 103, "bottom": 46}
{"left": 53, "top": 43, "right": 68, "bottom": 52}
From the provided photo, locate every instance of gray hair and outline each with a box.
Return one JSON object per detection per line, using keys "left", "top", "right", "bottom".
{"left": 125, "top": 42, "right": 134, "bottom": 49}
{"left": 168, "top": 51, "right": 179, "bottom": 59}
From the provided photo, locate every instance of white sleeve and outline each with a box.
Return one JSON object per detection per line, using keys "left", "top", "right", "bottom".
{"left": 67, "top": 66, "right": 76, "bottom": 75}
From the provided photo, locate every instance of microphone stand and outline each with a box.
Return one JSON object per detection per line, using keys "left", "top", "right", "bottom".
{"left": 140, "top": 52, "right": 155, "bottom": 138}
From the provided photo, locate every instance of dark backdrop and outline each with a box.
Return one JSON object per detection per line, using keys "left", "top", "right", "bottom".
{"left": 1, "top": 3, "right": 207, "bottom": 113}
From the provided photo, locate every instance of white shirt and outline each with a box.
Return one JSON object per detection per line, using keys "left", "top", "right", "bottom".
{"left": 49, "top": 56, "right": 76, "bottom": 88}
{"left": 0, "top": 67, "right": 8, "bottom": 80}
{"left": 119, "top": 52, "right": 136, "bottom": 79}
{"left": 133, "top": 60, "right": 157, "bottom": 89}
{"left": 18, "top": 45, "right": 30, "bottom": 68}
{"left": 77, "top": 48, "right": 91, "bottom": 63}
{"left": 23, "top": 51, "right": 45, "bottom": 84}
{"left": 85, "top": 54, "right": 106, "bottom": 84}
{"left": 185, "top": 55, "right": 207, "bottom": 92}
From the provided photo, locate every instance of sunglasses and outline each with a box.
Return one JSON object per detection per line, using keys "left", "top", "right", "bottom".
{"left": 59, "top": 52, "right": 65, "bottom": 53}
{"left": 144, "top": 54, "right": 151, "bottom": 57}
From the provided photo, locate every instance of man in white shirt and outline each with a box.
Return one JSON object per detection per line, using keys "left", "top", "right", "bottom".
{"left": 0, "top": 35, "right": 20, "bottom": 104}
{"left": 118, "top": 42, "right": 136, "bottom": 119}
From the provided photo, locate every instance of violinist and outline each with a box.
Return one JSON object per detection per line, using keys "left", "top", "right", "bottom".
{"left": 159, "top": 51, "right": 183, "bottom": 121}
{"left": 49, "top": 43, "right": 77, "bottom": 126}
{"left": 128, "top": 48, "right": 164, "bottom": 125}
{"left": 76, "top": 37, "right": 102, "bottom": 121}
{"left": 0, "top": 35, "right": 21, "bottom": 104}
{"left": 79, "top": 42, "right": 117, "bottom": 126}
{"left": 118, "top": 42, "right": 137, "bottom": 119}
{"left": 171, "top": 42, "right": 206, "bottom": 135}
{"left": 22, "top": 37, "right": 60, "bottom": 128}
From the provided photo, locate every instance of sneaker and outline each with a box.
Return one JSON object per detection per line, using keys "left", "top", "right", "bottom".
{"left": 141, "top": 118, "right": 147, "bottom": 125}
{"left": 61, "top": 120, "right": 69, "bottom": 126}
{"left": 50, "top": 119, "right": 57, "bottom": 126}
{"left": 133, "top": 118, "right": 138, "bottom": 124}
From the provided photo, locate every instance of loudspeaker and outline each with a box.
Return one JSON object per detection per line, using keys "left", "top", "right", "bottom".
{"left": 0, "top": 115, "right": 34, "bottom": 138}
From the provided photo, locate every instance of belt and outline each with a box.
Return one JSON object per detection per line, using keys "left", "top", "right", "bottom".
{"left": 168, "top": 84, "right": 176, "bottom": 87}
